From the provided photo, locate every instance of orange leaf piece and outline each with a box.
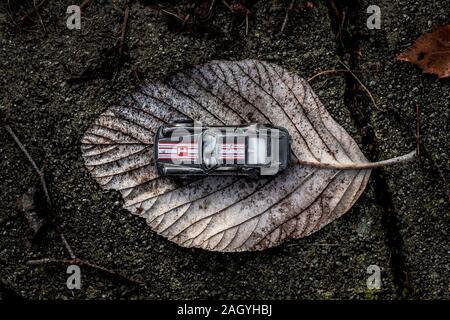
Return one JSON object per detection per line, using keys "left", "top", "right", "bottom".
{"left": 397, "top": 24, "right": 450, "bottom": 79}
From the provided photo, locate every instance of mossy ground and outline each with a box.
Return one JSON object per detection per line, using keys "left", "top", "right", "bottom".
{"left": 0, "top": 0, "right": 447, "bottom": 299}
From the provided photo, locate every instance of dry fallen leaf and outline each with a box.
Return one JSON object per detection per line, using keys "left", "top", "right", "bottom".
{"left": 398, "top": 24, "right": 450, "bottom": 79}
{"left": 17, "top": 187, "right": 45, "bottom": 237}
{"left": 81, "top": 59, "right": 412, "bottom": 252}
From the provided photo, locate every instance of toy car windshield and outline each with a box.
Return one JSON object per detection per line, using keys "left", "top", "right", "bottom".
{"left": 154, "top": 122, "right": 291, "bottom": 177}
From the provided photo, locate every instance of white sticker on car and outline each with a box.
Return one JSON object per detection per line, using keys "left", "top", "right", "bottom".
{"left": 218, "top": 143, "right": 245, "bottom": 160}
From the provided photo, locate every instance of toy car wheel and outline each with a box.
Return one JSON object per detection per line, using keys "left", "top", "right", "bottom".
{"left": 244, "top": 168, "right": 259, "bottom": 179}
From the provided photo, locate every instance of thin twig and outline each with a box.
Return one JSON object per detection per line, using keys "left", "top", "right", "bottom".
{"left": 131, "top": 66, "right": 142, "bottom": 82}
{"left": 181, "top": 14, "right": 191, "bottom": 29}
{"left": 207, "top": 0, "right": 216, "bottom": 18}
{"left": 160, "top": 9, "right": 184, "bottom": 21}
{"left": 5, "top": 0, "right": 19, "bottom": 28}
{"left": 27, "top": 258, "right": 142, "bottom": 284}
{"left": 20, "top": 0, "right": 47, "bottom": 22}
{"left": 60, "top": 233, "right": 76, "bottom": 259}
{"left": 280, "top": 0, "right": 295, "bottom": 33}
{"left": 339, "top": 60, "right": 382, "bottom": 111}
{"left": 33, "top": 0, "right": 46, "bottom": 32}
{"left": 118, "top": 0, "right": 131, "bottom": 58}
{"left": 307, "top": 68, "right": 376, "bottom": 82}
{"left": 385, "top": 105, "right": 449, "bottom": 202}
{"left": 4, "top": 125, "right": 51, "bottom": 205}
{"left": 5, "top": 126, "right": 138, "bottom": 284}
{"left": 337, "top": 7, "right": 346, "bottom": 41}
{"left": 293, "top": 150, "right": 416, "bottom": 170}
{"left": 5, "top": 125, "right": 77, "bottom": 254}
{"left": 222, "top": 0, "right": 233, "bottom": 12}
{"left": 245, "top": 12, "right": 249, "bottom": 35}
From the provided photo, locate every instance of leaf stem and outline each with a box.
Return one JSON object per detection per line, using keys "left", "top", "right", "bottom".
{"left": 293, "top": 150, "right": 416, "bottom": 170}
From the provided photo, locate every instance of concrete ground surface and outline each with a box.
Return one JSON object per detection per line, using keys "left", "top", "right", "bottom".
{"left": 0, "top": 0, "right": 448, "bottom": 299}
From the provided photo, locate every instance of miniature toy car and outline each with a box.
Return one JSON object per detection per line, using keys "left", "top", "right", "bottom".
{"left": 154, "top": 121, "right": 291, "bottom": 177}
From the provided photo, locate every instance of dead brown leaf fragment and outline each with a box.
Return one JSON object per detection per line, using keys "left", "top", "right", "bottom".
{"left": 397, "top": 24, "right": 450, "bottom": 79}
